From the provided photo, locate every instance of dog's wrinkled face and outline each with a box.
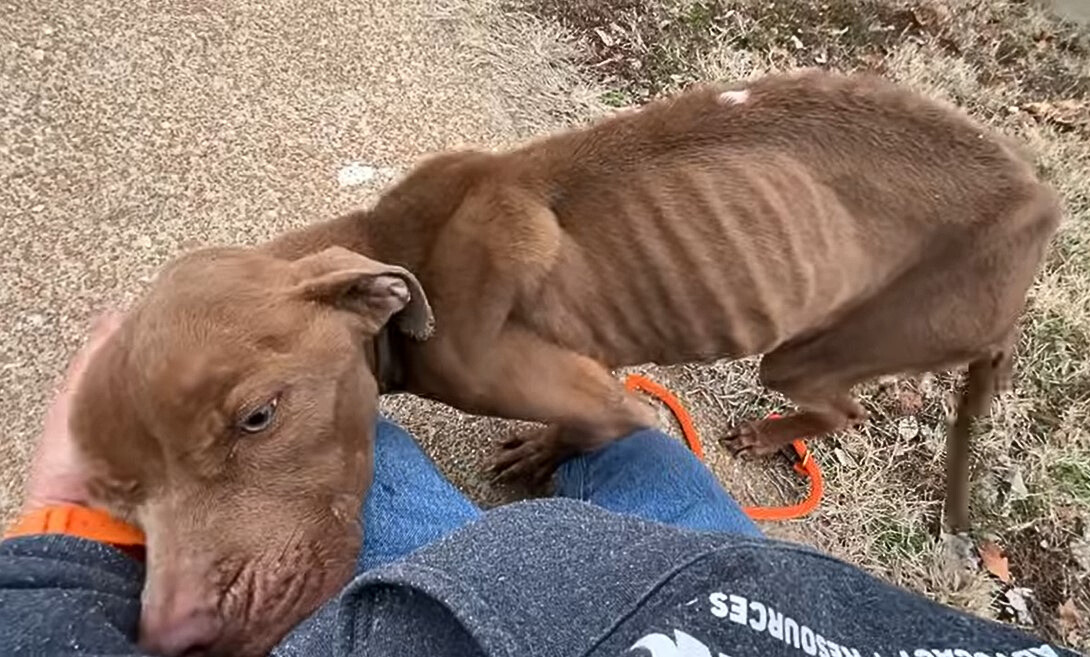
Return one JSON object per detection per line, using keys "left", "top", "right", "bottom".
{"left": 70, "top": 246, "right": 432, "bottom": 657}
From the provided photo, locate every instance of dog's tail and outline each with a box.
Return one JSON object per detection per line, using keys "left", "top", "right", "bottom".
{"left": 944, "top": 334, "right": 1016, "bottom": 532}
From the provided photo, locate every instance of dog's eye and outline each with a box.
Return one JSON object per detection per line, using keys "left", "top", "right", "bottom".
{"left": 238, "top": 397, "right": 278, "bottom": 434}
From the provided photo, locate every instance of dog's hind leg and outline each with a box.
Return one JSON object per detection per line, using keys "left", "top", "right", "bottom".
{"left": 719, "top": 243, "right": 1004, "bottom": 459}
{"left": 720, "top": 266, "right": 1008, "bottom": 458}
{"left": 721, "top": 239, "right": 1024, "bottom": 531}
{"left": 728, "top": 332, "right": 1009, "bottom": 533}
{"left": 945, "top": 336, "right": 1014, "bottom": 532}
{"left": 723, "top": 347, "right": 869, "bottom": 457}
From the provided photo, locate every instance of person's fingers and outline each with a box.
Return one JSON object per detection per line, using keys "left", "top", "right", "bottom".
{"left": 25, "top": 311, "right": 126, "bottom": 510}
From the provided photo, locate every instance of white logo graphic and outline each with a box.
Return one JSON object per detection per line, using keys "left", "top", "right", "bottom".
{"left": 629, "top": 629, "right": 716, "bottom": 657}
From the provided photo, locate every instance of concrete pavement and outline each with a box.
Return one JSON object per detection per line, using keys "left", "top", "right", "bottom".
{"left": 0, "top": 0, "right": 588, "bottom": 520}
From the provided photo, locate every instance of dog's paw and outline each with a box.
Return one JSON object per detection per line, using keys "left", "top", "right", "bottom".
{"left": 488, "top": 429, "right": 563, "bottom": 486}
{"left": 721, "top": 420, "right": 780, "bottom": 457}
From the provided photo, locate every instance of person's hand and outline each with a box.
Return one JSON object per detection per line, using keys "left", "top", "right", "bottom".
{"left": 22, "top": 312, "right": 123, "bottom": 513}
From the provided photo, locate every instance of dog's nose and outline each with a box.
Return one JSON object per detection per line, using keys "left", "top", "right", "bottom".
{"left": 140, "top": 600, "right": 223, "bottom": 656}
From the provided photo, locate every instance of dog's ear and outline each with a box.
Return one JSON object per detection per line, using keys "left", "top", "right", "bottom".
{"left": 291, "top": 246, "right": 434, "bottom": 339}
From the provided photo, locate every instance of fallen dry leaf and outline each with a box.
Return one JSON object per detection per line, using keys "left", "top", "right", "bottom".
{"left": 1005, "top": 587, "right": 1034, "bottom": 625}
{"left": 897, "top": 388, "right": 925, "bottom": 415}
{"left": 1006, "top": 467, "right": 1029, "bottom": 503}
{"left": 1059, "top": 599, "right": 1082, "bottom": 632}
{"left": 897, "top": 416, "right": 920, "bottom": 440}
{"left": 1023, "top": 100, "right": 1089, "bottom": 130}
{"left": 910, "top": 2, "right": 953, "bottom": 29}
{"left": 979, "top": 540, "right": 1012, "bottom": 583}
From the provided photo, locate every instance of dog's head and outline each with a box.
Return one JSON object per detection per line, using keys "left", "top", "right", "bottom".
{"left": 70, "top": 245, "right": 432, "bottom": 657}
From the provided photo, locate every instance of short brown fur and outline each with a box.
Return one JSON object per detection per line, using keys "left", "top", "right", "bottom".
{"left": 71, "top": 70, "right": 1060, "bottom": 656}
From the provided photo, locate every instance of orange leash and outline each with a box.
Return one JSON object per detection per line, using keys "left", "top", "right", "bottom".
{"left": 624, "top": 374, "right": 823, "bottom": 521}
{"left": 625, "top": 374, "right": 705, "bottom": 460}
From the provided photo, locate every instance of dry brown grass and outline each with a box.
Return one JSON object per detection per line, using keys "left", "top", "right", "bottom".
{"left": 469, "top": 0, "right": 1090, "bottom": 649}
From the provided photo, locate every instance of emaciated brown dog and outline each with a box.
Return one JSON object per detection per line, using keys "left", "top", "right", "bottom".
{"left": 70, "top": 70, "right": 1060, "bottom": 656}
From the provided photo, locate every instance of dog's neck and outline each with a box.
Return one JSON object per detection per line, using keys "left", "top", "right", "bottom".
{"left": 264, "top": 206, "right": 446, "bottom": 276}
{"left": 266, "top": 152, "right": 486, "bottom": 271}
{"left": 365, "top": 327, "right": 406, "bottom": 394}
{"left": 263, "top": 210, "right": 374, "bottom": 261}
{"left": 262, "top": 157, "right": 489, "bottom": 395}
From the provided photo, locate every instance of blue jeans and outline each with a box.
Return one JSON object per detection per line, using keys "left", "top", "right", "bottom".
{"left": 358, "top": 419, "right": 759, "bottom": 572}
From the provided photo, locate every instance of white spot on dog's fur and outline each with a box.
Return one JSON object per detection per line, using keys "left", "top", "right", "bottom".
{"left": 718, "top": 89, "right": 750, "bottom": 105}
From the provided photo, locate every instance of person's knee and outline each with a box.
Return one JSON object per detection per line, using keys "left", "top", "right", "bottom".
{"left": 617, "top": 428, "right": 693, "bottom": 455}
{"left": 555, "top": 428, "right": 707, "bottom": 498}
{"left": 606, "top": 429, "right": 705, "bottom": 474}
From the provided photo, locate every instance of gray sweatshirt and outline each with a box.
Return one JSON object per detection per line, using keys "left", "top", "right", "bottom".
{"left": 0, "top": 499, "right": 1078, "bottom": 657}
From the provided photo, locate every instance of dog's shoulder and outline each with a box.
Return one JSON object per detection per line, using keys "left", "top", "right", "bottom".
{"left": 374, "top": 148, "right": 562, "bottom": 274}
{"left": 369, "top": 149, "right": 503, "bottom": 229}
{"left": 376, "top": 150, "right": 495, "bottom": 215}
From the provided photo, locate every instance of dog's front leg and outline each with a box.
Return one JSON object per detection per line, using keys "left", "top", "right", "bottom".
{"left": 411, "top": 326, "right": 656, "bottom": 486}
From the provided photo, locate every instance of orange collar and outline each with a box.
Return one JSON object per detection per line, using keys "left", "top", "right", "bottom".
{"left": 4, "top": 504, "right": 145, "bottom": 549}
